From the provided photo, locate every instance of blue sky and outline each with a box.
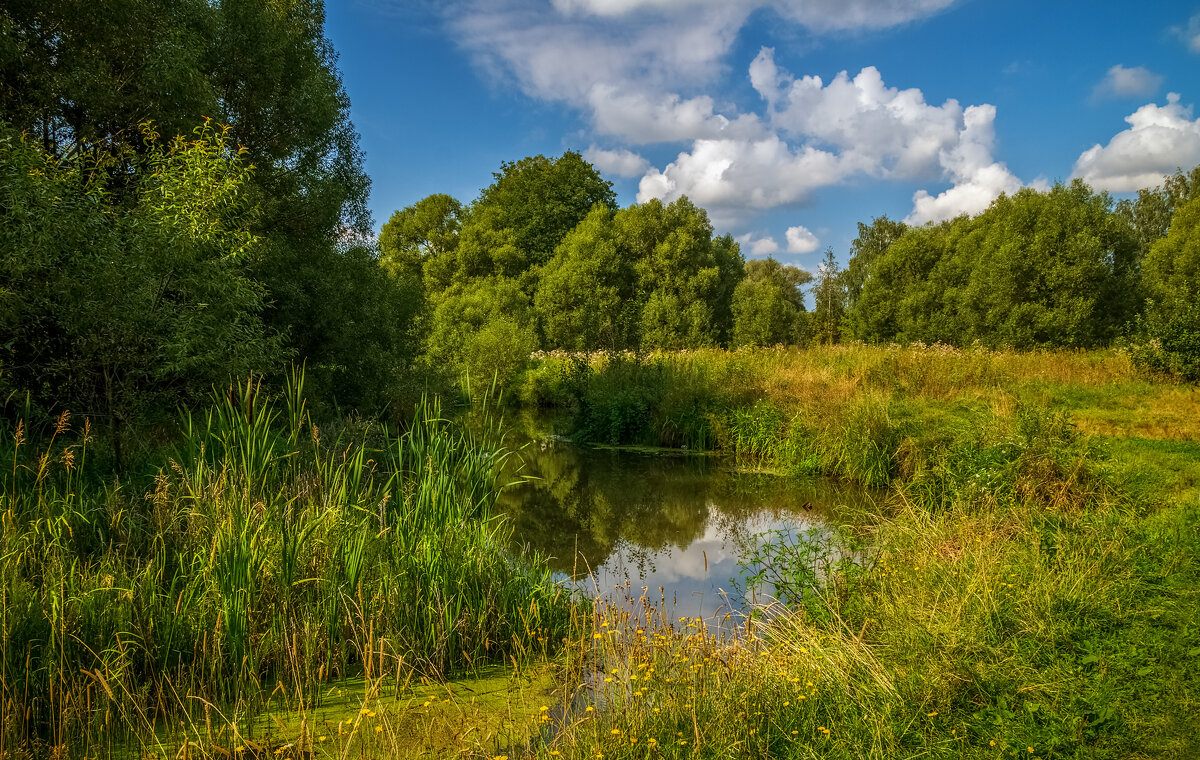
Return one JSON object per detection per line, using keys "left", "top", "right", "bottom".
{"left": 325, "top": 0, "right": 1200, "bottom": 268}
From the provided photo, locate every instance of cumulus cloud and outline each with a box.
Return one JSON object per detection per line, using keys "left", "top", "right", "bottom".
{"left": 1071, "top": 93, "right": 1200, "bottom": 192}
{"left": 584, "top": 146, "right": 651, "bottom": 177}
{"left": 447, "top": 0, "right": 1016, "bottom": 230}
{"left": 1092, "top": 64, "right": 1163, "bottom": 100}
{"left": 587, "top": 86, "right": 764, "bottom": 143}
{"left": 637, "top": 135, "right": 844, "bottom": 224}
{"left": 638, "top": 52, "right": 1024, "bottom": 225}
{"left": 737, "top": 233, "right": 781, "bottom": 256}
{"left": 785, "top": 225, "right": 820, "bottom": 253}
{"left": 449, "top": 0, "right": 958, "bottom": 145}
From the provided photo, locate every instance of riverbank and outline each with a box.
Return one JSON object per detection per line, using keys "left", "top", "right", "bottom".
{"left": 513, "top": 346, "right": 1200, "bottom": 759}
{"left": 3, "top": 347, "right": 1197, "bottom": 759}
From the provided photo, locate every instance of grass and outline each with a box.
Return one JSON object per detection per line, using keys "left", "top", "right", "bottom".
{"left": 514, "top": 345, "right": 1200, "bottom": 759}
{"left": 0, "top": 372, "right": 573, "bottom": 759}
{"left": 4, "top": 345, "right": 1198, "bottom": 759}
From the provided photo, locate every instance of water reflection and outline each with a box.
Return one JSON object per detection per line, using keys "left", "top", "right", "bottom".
{"left": 497, "top": 439, "right": 872, "bottom": 621}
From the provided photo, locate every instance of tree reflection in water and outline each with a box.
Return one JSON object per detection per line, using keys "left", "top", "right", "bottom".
{"left": 496, "top": 438, "right": 873, "bottom": 621}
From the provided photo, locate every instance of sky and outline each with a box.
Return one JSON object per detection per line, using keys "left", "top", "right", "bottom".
{"left": 324, "top": 0, "right": 1200, "bottom": 268}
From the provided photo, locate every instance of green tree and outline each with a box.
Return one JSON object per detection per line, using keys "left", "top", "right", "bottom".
{"left": 0, "top": 122, "right": 282, "bottom": 454}
{"left": 535, "top": 205, "right": 639, "bottom": 351}
{"left": 844, "top": 216, "right": 906, "bottom": 311}
{"left": 471, "top": 151, "right": 617, "bottom": 270}
{"left": 811, "top": 248, "right": 846, "bottom": 346}
{"left": 731, "top": 258, "right": 812, "bottom": 347}
{"left": 425, "top": 277, "right": 537, "bottom": 386}
{"left": 1130, "top": 194, "right": 1200, "bottom": 379}
{"left": 379, "top": 193, "right": 464, "bottom": 285}
{"left": 1, "top": 0, "right": 394, "bottom": 411}
{"left": 617, "top": 197, "right": 743, "bottom": 349}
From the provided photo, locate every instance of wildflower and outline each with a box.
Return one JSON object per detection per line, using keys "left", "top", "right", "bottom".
{"left": 927, "top": 711, "right": 938, "bottom": 717}
{"left": 375, "top": 727, "right": 383, "bottom": 733}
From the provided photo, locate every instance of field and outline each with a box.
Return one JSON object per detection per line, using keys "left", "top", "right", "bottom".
{"left": 3, "top": 347, "right": 1198, "bottom": 759}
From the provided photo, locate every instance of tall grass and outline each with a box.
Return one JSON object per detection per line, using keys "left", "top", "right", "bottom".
{"left": 0, "top": 373, "right": 571, "bottom": 758}
{"left": 516, "top": 345, "right": 1199, "bottom": 760}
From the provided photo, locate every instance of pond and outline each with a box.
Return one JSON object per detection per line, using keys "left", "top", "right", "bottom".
{"left": 496, "top": 435, "right": 876, "bottom": 623}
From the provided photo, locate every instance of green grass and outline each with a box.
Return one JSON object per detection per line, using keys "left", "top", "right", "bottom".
{"left": 0, "top": 373, "right": 573, "bottom": 759}
{"left": 514, "top": 345, "right": 1200, "bottom": 760}
{"left": 4, "top": 346, "right": 1199, "bottom": 759}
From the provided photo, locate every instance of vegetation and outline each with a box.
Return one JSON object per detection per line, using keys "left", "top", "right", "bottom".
{"left": 517, "top": 345, "right": 1200, "bottom": 760}
{"left": 0, "top": 374, "right": 570, "bottom": 754}
{"left": 3, "top": 2, "right": 1200, "bottom": 759}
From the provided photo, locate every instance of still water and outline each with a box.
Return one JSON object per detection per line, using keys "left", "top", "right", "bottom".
{"left": 496, "top": 438, "right": 874, "bottom": 622}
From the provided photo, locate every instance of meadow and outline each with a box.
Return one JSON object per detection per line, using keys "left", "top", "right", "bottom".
{"left": 2, "top": 346, "right": 1198, "bottom": 759}
{"left": 519, "top": 344, "right": 1200, "bottom": 759}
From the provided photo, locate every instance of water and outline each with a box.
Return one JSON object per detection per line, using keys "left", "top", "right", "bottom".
{"left": 496, "top": 438, "right": 875, "bottom": 623}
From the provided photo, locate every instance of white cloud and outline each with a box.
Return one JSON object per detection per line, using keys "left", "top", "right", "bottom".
{"left": 552, "top": 0, "right": 956, "bottom": 31}
{"left": 637, "top": 54, "right": 1024, "bottom": 225}
{"left": 587, "top": 86, "right": 765, "bottom": 143}
{"left": 584, "top": 146, "right": 651, "bottom": 177}
{"left": 904, "top": 103, "right": 1022, "bottom": 223}
{"left": 446, "top": 0, "right": 1020, "bottom": 230}
{"left": 785, "top": 225, "right": 820, "bottom": 253}
{"left": 755, "top": 52, "right": 964, "bottom": 178}
{"left": 637, "top": 135, "right": 844, "bottom": 224}
{"left": 1071, "top": 93, "right": 1200, "bottom": 192}
{"left": 449, "top": 0, "right": 958, "bottom": 146}
{"left": 1092, "top": 64, "right": 1163, "bottom": 100}
{"left": 737, "top": 233, "right": 781, "bottom": 256}
{"left": 1170, "top": 12, "right": 1200, "bottom": 53}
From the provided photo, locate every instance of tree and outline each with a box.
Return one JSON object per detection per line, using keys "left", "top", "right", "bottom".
{"left": 425, "top": 277, "right": 537, "bottom": 386}
{"left": 617, "top": 197, "right": 743, "bottom": 349}
{"left": 1, "top": 0, "right": 395, "bottom": 411}
{"left": 731, "top": 258, "right": 812, "bottom": 347}
{"left": 471, "top": 151, "right": 616, "bottom": 273}
{"left": 379, "top": 194, "right": 464, "bottom": 285}
{"left": 811, "top": 249, "right": 846, "bottom": 346}
{"left": 535, "top": 205, "right": 639, "bottom": 351}
{"left": 1130, "top": 194, "right": 1200, "bottom": 379}
{"left": 0, "top": 122, "right": 282, "bottom": 454}
{"left": 844, "top": 216, "right": 906, "bottom": 310}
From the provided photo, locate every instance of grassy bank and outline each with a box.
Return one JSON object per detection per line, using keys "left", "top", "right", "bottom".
{"left": 3, "top": 346, "right": 1197, "bottom": 759}
{"left": 0, "top": 375, "right": 572, "bottom": 758}
{"left": 518, "top": 345, "right": 1200, "bottom": 759}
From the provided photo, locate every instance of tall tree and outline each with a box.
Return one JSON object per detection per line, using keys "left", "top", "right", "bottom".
{"left": 844, "top": 216, "right": 907, "bottom": 310}
{"left": 811, "top": 248, "right": 846, "bottom": 346}
{"left": 0, "top": 0, "right": 402, "bottom": 411}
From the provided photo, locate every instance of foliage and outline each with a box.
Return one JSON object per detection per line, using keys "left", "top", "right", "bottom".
{"left": 425, "top": 276, "right": 538, "bottom": 386}
{"left": 849, "top": 182, "right": 1140, "bottom": 348}
{"left": 811, "top": 248, "right": 846, "bottom": 346}
{"left": 472, "top": 151, "right": 617, "bottom": 269}
{"left": 0, "top": 0, "right": 403, "bottom": 413}
{"left": 0, "top": 121, "right": 282, "bottom": 452}
{"left": 732, "top": 258, "right": 812, "bottom": 347}
{"left": 0, "top": 377, "right": 571, "bottom": 754}
{"left": 1127, "top": 194, "right": 1200, "bottom": 380}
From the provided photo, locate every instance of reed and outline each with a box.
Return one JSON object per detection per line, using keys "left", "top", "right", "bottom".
{"left": 0, "top": 373, "right": 571, "bottom": 758}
